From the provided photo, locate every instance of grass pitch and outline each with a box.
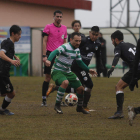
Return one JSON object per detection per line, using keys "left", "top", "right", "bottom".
{"left": 0, "top": 77, "right": 140, "bottom": 140}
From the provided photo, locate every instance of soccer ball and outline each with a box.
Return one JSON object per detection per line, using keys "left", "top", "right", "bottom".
{"left": 65, "top": 93, "right": 78, "bottom": 106}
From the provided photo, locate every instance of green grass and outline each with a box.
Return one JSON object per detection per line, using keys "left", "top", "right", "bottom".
{"left": 0, "top": 77, "right": 140, "bottom": 140}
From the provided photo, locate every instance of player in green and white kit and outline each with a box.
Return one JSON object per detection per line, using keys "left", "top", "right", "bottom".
{"left": 45, "top": 32, "right": 97, "bottom": 114}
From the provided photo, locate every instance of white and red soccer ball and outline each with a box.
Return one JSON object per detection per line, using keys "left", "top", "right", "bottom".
{"left": 65, "top": 93, "right": 78, "bottom": 106}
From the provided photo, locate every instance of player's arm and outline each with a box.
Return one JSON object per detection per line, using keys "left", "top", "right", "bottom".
{"left": 14, "top": 55, "right": 20, "bottom": 61}
{"left": 42, "top": 35, "right": 48, "bottom": 62}
{"left": 0, "top": 51, "right": 20, "bottom": 67}
{"left": 107, "top": 47, "right": 121, "bottom": 78}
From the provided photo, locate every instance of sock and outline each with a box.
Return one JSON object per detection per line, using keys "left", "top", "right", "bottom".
{"left": 76, "top": 93, "right": 83, "bottom": 107}
{"left": 56, "top": 87, "right": 66, "bottom": 104}
{"left": 65, "top": 86, "right": 76, "bottom": 93}
{"left": 116, "top": 91, "right": 124, "bottom": 112}
{"left": 42, "top": 81, "right": 49, "bottom": 101}
{"left": 1, "top": 95, "right": 12, "bottom": 110}
{"left": 134, "top": 107, "right": 140, "bottom": 114}
{"left": 83, "top": 91, "right": 91, "bottom": 107}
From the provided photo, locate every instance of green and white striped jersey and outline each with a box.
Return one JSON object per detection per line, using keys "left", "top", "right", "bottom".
{"left": 52, "top": 42, "right": 82, "bottom": 73}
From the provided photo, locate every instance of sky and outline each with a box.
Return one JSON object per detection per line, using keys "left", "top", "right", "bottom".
{"left": 75, "top": 0, "right": 140, "bottom": 28}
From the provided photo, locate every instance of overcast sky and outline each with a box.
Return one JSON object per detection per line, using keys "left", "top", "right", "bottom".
{"left": 75, "top": 0, "right": 140, "bottom": 28}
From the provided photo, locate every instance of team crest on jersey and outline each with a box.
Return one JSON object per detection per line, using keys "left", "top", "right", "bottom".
{"left": 86, "top": 47, "right": 89, "bottom": 50}
{"left": 95, "top": 46, "right": 98, "bottom": 50}
{"left": 61, "top": 35, "right": 64, "bottom": 39}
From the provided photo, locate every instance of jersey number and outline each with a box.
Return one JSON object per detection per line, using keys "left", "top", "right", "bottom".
{"left": 128, "top": 48, "right": 136, "bottom": 55}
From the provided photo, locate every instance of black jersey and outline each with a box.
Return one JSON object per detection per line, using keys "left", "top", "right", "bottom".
{"left": 0, "top": 38, "right": 15, "bottom": 77}
{"left": 72, "top": 36, "right": 102, "bottom": 70}
{"left": 112, "top": 41, "right": 136, "bottom": 70}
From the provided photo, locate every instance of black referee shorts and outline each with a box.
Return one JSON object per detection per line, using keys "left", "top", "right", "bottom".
{"left": 44, "top": 51, "right": 56, "bottom": 75}
{"left": 0, "top": 76, "right": 14, "bottom": 95}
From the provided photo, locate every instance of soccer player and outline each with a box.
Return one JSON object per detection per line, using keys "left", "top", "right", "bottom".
{"left": 47, "top": 26, "right": 104, "bottom": 111}
{"left": 67, "top": 20, "right": 85, "bottom": 42}
{"left": 0, "top": 25, "right": 21, "bottom": 115}
{"left": 41, "top": 10, "right": 67, "bottom": 106}
{"left": 45, "top": 32, "right": 97, "bottom": 114}
{"left": 107, "top": 30, "right": 140, "bottom": 119}
{"left": 128, "top": 38, "right": 140, "bottom": 126}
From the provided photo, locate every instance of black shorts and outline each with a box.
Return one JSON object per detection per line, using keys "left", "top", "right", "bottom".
{"left": 0, "top": 77, "right": 14, "bottom": 95}
{"left": 122, "top": 70, "right": 140, "bottom": 84}
{"left": 71, "top": 66, "right": 93, "bottom": 89}
{"left": 44, "top": 51, "right": 56, "bottom": 74}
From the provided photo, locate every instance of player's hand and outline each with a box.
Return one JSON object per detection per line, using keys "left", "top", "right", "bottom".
{"left": 129, "top": 77, "right": 138, "bottom": 91}
{"left": 43, "top": 57, "right": 47, "bottom": 63}
{"left": 11, "top": 60, "right": 21, "bottom": 67}
{"left": 107, "top": 67, "right": 114, "bottom": 78}
{"left": 89, "top": 69, "right": 98, "bottom": 77}
{"left": 45, "top": 60, "right": 51, "bottom": 67}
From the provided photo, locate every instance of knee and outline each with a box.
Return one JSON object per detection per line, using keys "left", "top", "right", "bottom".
{"left": 76, "top": 86, "right": 84, "bottom": 94}
{"left": 7, "top": 91, "right": 15, "bottom": 99}
{"left": 61, "top": 80, "right": 69, "bottom": 87}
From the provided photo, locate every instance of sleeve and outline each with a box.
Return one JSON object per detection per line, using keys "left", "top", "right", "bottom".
{"left": 132, "top": 39, "right": 140, "bottom": 77}
{"left": 47, "top": 50, "right": 59, "bottom": 61}
{"left": 64, "top": 26, "right": 67, "bottom": 39}
{"left": 43, "top": 25, "right": 50, "bottom": 36}
{"left": 112, "top": 46, "right": 121, "bottom": 66}
{"left": 76, "top": 60, "right": 89, "bottom": 72}
{"left": 1, "top": 41, "right": 11, "bottom": 53}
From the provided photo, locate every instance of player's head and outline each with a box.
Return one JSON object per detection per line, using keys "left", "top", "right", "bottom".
{"left": 111, "top": 30, "right": 124, "bottom": 47}
{"left": 71, "top": 20, "right": 81, "bottom": 33}
{"left": 70, "top": 32, "right": 81, "bottom": 49}
{"left": 89, "top": 26, "right": 100, "bottom": 42}
{"left": 10, "top": 25, "right": 21, "bottom": 42}
{"left": 53, "top": 10, "right": 63, "bottom": 25}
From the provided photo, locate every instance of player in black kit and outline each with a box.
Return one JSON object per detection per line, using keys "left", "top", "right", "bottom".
{"left": 107, "top": 30, "right": 140, "bottom": 119}
{"left": 47, "top": 26, "right": 104, "bottom": 111}
{"left": 0, "top": 25, "right": 21, "bottom": 115}
{"left": 127, "top": 39, "right": 140, "bottom": 125}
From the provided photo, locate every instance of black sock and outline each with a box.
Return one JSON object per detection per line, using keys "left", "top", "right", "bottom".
{"left": 83, "top": 91, "right": 91, "bottom": 107}
{"left": 42, "top": 81, "right": 49, "bottom": 101}
{"left": 116, "top": 92, "right": 124, "bottom": 112}
{"left": 1, "top": 98, "right": 11, "bottom": 109}
{"left": 134, "top": 107, "right": 140, "bottom": 114}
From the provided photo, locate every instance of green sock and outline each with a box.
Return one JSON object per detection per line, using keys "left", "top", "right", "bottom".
{"left": 76, "top": 93, "right": 83, "bottom": 107}
{"left": 56, "top": 87, "right": 66, "bottom": 104}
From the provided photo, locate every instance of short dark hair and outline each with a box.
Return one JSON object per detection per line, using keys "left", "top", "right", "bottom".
{"left": 91, "top": 26, "right": 99, "bottom": 32}
{"left": 71, "top": 20, "right": 81, "bottom": 27}
{"left": 70, "top": 32, "right": 81, "bottom": 39}
{"left": 111, "top": 30, "right": 124, "bottom": 40}
{"left": 10, "top": 25, "right": 21, "bottom": 36}
{"left": 54, "top": 10, "right": 63, "bottom": 16}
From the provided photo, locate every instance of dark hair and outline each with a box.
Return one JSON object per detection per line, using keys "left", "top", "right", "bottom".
{"left": 70, "top": 32, "right": 81, "bottom": 39}
{"left": 54, "top": 10, "right": 63, "bottom": 16}
{"left": 111, "top": 30, "right": 124, "bottom": 40}
{"left": 71, "top": 20, "right": 81, "bottom": 27}
{"left": 91, "top": 26, "right": 99, "bottom": 32}
{"left": 10, "top": 25, "right": 21, "bottom": 36}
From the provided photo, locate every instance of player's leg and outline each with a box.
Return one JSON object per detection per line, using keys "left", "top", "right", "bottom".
{"left": 68, "top": 72, "right": 89, "bottom": 114}
{"left": 0, "top": 77, "right": 15, "bottom": 115}
{"left": 52, "top": 71, "right": 68, "bottom": 114}
{"left": 108, "top": 71, "right": 132, "bottom": 119}
{"left": 41, "top": 52, "right": 55, "bottom": 106}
